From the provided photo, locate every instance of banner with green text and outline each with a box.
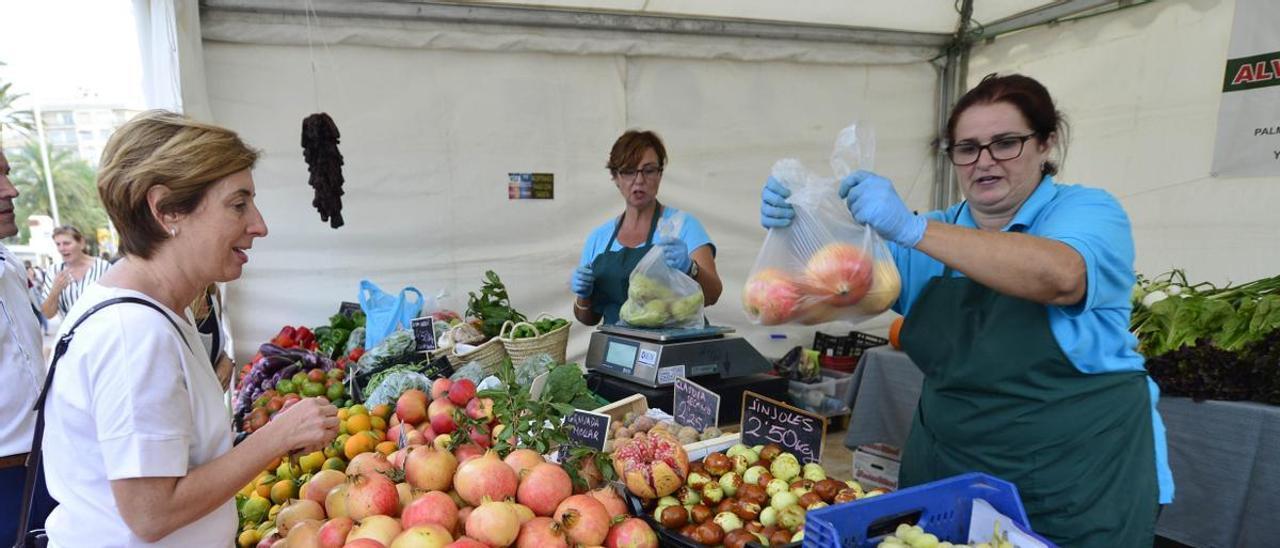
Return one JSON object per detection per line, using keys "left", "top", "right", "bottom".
{"left": 1212, "top": 0, "right": 1280, "bottom": 177}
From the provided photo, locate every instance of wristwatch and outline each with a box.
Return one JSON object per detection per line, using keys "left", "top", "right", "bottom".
{"left": 687, "top": 261, "right": 699, "bottom": 278}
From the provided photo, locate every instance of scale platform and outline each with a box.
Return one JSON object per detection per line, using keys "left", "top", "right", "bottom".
{"left": 586, "top": 324, "right": 773, "bottom": 388}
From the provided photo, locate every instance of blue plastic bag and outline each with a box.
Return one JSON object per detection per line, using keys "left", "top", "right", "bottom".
{"left": 358, "top": 279, "right": 424, "bottom": 350}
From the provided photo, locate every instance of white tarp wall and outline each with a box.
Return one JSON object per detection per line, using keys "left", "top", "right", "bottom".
{"left": 969, "top": 0, "right": 1280, "bottom": 288}
{"left": 196, "top": 7, "right": 940, "bottom": 363}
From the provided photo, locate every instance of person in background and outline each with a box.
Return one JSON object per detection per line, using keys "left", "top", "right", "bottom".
{"left": 571, "top": 130, "right": 722, "bottom": 325}
{"left": 760, "top": 74, "right": 1171, "bottom": 547}
{"left": 191, "top": 284, "right": 234, "bottom": 390}
{"left": 0, "top": 150, "right": 56, "bottom": 545}
{"left": 23, "top": 260, "right": 49, "bottom": 333}
{"left": 40, "top": 110, "right": 338, "bottom": 546}
{"left": 40, "top": 225, "right": 111, "bottom": 319}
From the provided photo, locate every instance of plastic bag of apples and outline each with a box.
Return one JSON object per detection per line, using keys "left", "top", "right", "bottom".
{"left": 744, "top": 123, "right": 901, "bottom": 326}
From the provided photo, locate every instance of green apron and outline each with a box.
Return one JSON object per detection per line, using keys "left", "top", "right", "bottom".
{"left": 588, "top": 203, "right": 662, "bottom": 325}
{"left": 897, "top": 219, "right": 1158, "bottom": 547}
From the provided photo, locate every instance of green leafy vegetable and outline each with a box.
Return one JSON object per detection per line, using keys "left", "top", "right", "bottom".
{"left": 466, "top": 271, "right": 526, "bottom": 339}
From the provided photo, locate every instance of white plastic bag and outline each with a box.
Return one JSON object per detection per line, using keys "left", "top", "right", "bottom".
{"left": 743, "top": 123, "right": 901, "bottom": 326}
{"left": 619, "top": 212, "right": 705, "bottom": 329}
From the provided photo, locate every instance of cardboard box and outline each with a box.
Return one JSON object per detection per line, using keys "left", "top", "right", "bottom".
{"left": 852, "top": 446, "right": 901, "bottom": 491}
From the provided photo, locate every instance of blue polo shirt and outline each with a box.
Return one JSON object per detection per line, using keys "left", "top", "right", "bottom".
{"left": 578, "top": 206, "right": 715, "bottom": 267}
{"left": 890, "top": 176, "right": 1173, "bottom": 504}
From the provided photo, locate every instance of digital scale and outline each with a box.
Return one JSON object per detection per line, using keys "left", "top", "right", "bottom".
{"left": 585, "top": 324, "right": 773, "bottom": 388}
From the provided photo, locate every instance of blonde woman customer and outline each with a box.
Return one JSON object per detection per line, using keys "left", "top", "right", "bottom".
{"left": 39, "top": 111, "right": 338, "bottom": 547}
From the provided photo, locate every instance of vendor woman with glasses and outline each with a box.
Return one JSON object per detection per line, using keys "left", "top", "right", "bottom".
{"left": 760, "top": 74, "right": 1172, "bottom": 547}
{"left": 571, "top": 130, "right": 722, "bottom": 326}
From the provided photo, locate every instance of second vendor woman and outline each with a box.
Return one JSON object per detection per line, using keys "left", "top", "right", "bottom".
{"left": 572, "top": 130, "right": 722, "bottom": 325}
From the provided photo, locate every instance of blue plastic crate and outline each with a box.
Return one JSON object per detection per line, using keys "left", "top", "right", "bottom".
{"left": 802, "top": 472, "right": 1055, "bottom": 548}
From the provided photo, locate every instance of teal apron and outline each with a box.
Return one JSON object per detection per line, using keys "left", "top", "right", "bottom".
{"left": 589, "top": 204, "right": 662, "bottom": 325}
{"left": 897, "top": 210, "right": 1158, "bottom": 547}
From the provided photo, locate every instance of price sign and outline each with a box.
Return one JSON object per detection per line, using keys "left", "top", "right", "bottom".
{"left": 338, "top": 301, "right": 362, "bottom": 318}
{"left": 673, "top": 377, "right": 719, "bottom": 432}
{"left": 563, "top": 410, "right": 611, "bottom": 452}
{"left": 411, "top": 316, "right": 438, "bottom": 352}
{"left": 740, "top": 391, "right": 826, "bottom": 464}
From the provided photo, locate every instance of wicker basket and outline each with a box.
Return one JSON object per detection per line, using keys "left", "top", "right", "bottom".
{"left": 449, "top": 335, "right": 510, "bottom": 375}
{"left": 499, "top": 314, "right": 570, "bottom": 365}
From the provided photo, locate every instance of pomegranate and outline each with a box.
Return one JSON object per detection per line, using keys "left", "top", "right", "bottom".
{"left": 454, "top": 451, "right": 518, "bottom": 506}
{"left": 803, "top": 243, "right": 873, "bottom": 306}
{"left": 342, "top": 539, "right": 385, "bottom": 548}
{"left": 503, "top": 449, "right": 545, "bottom": 478}
{"left": 326, "top": 483, "right": 350, "bottom": 518}
{"left": 743, "top": 269, "right": 804, "bottom": 325}
{"left": 348, "top": 515, "right": 402, "bottom": 546}
{"left": 579, "top": 456, "right": 605, "bottom": 491}
{"left": 448, "top": 378, "right": 477, "bottom": 406}
{"left": 515, "top": 517, "right": 569, "bottom": 548}
{"left": 610, "top": 431, "right": 690, "bottom": 499}
{"left": 465, "top": 500, "right": 520, "bottom": 547}
{"left": 457, "top": 506, "right": 473, "bottom": 532}
{"left": 431, "top": 378, "right": 452, "bottom": 401}
{"left": 431, "top": 411, "right": 457, "bottom": 436}
{"left": 604, "top": 518, "right": 658, "bottom": 548}
{"left": 348, "top": 453, "right": 395, "bottom": 477}
{"left": 398, "top": 391, "right": 428, "bottom": 425}
{"left": 428, "top": 399, "right": 457, "bottom": 423}
{"left": 347, "top": 472, "right": 401, "bottom": 521}
{"left": 405, "top": 446, "right": 458, "bottom": 491}
{"left": 445, "top": 538, "right": 488, "bottom": 548}
{"left": 302, "top": 469, "right": 347, "bottom": 506}
{"left": 507, "top": 502, "right": 535, "bottom": 525}
{"left": 553, "top": 495, "right": 611, "bottom": 546}
{"left": 404, "top": 429, "right": 428, "bottom": 447}
{"left": 317, "top": 516, "right": 354, "bottom": 548}
{"left": 587, "top": 487, "right": 628, "bottom": 519}
{"left": 401, "top": 491, "right": 459, "bottom": 531}
{"left": 453, "top": 443, "right": 486, "bottom": 463}
{"left": 419, "top": 424, "right": 437, "bottom": 444}
{"left": 276, "top": 499, "right": 324, "bottom": 535}
{"left": 389, "top": 524, "right": 453, "bottom": 548}
{"left": 465, "top": 398, "right": 494, "bottom": 422}
{"left": 516, "top": 463, "right": 573, "bottom": 516}
{"left": 285, "top": 519, "right": 322, "bottom": 546}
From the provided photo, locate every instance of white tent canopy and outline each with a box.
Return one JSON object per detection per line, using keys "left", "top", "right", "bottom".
{"left": 141, "top": 0, "right": 1277, "bottom": 363}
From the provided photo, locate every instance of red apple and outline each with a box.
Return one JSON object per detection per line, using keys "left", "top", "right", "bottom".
{"left": 465, "top": 398, "right": 493, "bottom": 422}
{"left": 431, "top": 378, "right": 452, "bottom": 401}
{"left": 448, "top": 379, "right": 476, "bottom": 406}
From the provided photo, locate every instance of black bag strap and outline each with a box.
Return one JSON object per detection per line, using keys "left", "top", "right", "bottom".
{"left": 14, "top": 296, "right": 191, "bottom": 548}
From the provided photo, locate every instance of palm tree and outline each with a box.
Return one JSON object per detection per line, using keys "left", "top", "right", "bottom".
{"left": 6, "top": 141, "right": 107, "bottom": 247}
{"left": 0, "top": 62, "right": 35, "bottom": 147}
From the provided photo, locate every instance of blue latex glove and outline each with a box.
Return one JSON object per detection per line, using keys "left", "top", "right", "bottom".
{"left": 760, "top": 176, "right": 795, "bottom": 229}
{"left": 839, "top": 170, "right": 927, "bottom": 248}
{"left": 658, "top": 237, "right": 693, "bottom": 274}
{"left": 571, "top": 265, "right": 594, "bottom": 299}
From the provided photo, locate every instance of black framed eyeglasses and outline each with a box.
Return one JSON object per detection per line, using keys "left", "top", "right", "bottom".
{"left": 945, "top": 133, "right": 1038, "bottom": 166}
{"left": 616, "top": 166, "right": 664, "bottom": 181}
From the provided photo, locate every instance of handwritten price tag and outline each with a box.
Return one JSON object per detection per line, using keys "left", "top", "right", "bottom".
{"left": 740, "top": 391, "right": 826, "bottom": 464}
{"left": 563, "top": 410, "right": 611, "bottom": 452}
{"left": 673, "top": 377, "right": 719, "bottom": 432}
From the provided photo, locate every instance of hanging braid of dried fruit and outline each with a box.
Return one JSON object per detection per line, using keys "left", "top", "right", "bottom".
{"left": 301, "top": 112, "right": 345, "bottom": 228}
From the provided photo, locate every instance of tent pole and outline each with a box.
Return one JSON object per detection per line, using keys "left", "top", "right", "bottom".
{"left": 933, "top": 0, "right": 974, "bottom": 210}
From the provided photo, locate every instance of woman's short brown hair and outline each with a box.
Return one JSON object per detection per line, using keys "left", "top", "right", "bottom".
{"left": 97, "top": 110, "right": 259, "bottom": 259}
{"left": 607, "top": 130, "right": 667, "bottom": 175}
{"left": 52, "top": 225, "right": 85, "bottom": 242}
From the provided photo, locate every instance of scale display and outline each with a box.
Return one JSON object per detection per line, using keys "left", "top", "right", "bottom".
{"left": 604, "top": 340, "right": 638, "bottom": 373}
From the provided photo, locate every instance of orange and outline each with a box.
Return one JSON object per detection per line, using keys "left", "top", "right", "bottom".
{"left": 376, "top": 441, "right": 397, "bottom": 455}
{"left": 370, "top": 416, "right": 387, "bottom": 432}
{"left": 372, "top": 404, "right": 391, "bottom": 420}
{"left": 269, "top": 479, "right": 296, "bottom": 504}
{"left": 346, "top": 414, "right": 372, "bottom": 434}
{"left": 337, "top": 408, "right": 350, "bottom": 421}
{"left": 889, "top": 316, "right": 904, "bottom": 350}
{"left": 344, "top": 433, "right": 376, "bottom": 459}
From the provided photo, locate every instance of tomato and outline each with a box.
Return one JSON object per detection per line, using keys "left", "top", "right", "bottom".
{"left": 307, "top": 369, "right": 325, "bottom": 383}
{"left": 247, "top": 407, "right": 270, "bottom": 431}
{"left": 302, "top": 382, "right": 325, "bottom": 398}
{"left": 276, "top": 379, "right": 296, "bottom": 395}
{"left": 267, "top": 396, "right": 285, "bottom": 413}
{"left": 282, "top": 394, "right": 302, "bottom": 410}
{"left": 326, "top": 368, "right": 344, "bottom": 380}
{"left": 326, "top": 383, "right": 345, "bottom": 402}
